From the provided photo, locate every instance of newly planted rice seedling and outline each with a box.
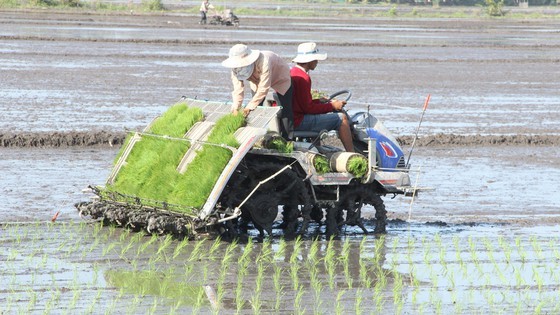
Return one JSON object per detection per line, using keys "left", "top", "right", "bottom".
{"left": 102, "top": 241, "right": 118, "bottom": 256}
{"left": 137, "top": 233, "right": 158, "bottom": 255}
{"left": 120, "top": 237, "right": 135, "bottom": 257}
{"left": 170, "top": 236, "right": 187, "bottom": 258}
{"left": 324, "top": 240, "right": 337, "bottom": 289}
{"left": 28, "top": 289, "right": 38, "bottom": 307}
{"left": 250, "top": 263, "right": 265, "bottom": 314}
{"left": 274, "top": 238, "right": 287, "bottom": 261}
{"left": 235, "top": 280, "right": 245, "bottom": 314}
{"left": 256, "top": 239, "right": 273, "bottom": 265}
{"left": 239, "top": 238, "right": 254, "bottom": 268}
{"left": 188, "top": 238, "right": 206, "bottom": 262}
{"left": 530, "top": 236, "right": 544, "bottom": 260}
{"left": 293, "top": 284, "right": 306, "bottom": 315}
{"left": 355, "top": 288, "right": 364, "bottom": 315}
{"left": 532, "top": 265, "right": 544, "bottom": 292}
{"left": 307, "top": 258, "right": 322, "bottom": 307}
{"left": 516, "top": 237, "right": 528, "bottom": 264}
{"left": 156, "top": 234, "right": 174, "bottom": 258}
{"left": 272, "top": 265, "right": 283, "bottom": 293}
{"left": 335, "top": 289, "right": 346, "bottom": 315}
{"left": 359, "top": 258, "right": 371, "bottom": 288}
{"left": 290, "top": 257, "right": 301, "bottom": 290}
{"left": 208, "top": 237, "right": 222, "bottom": 260}
{"left": 392, "top": 267, "right": 404, "bottom": 307}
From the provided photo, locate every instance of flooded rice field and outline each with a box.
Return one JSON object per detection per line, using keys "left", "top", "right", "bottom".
{"left": 1, "top": 8, "right": 560, "bottom": 314}
{"left": 4, "top": 221, "right": 560, "bottom": 314}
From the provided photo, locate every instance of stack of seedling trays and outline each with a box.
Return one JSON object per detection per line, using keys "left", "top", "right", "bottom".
{"left": 76, "top": 98, "right": 278, "bottom": 237}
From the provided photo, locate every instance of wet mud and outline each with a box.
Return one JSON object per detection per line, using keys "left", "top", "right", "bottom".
{"left": 2, "top": 130, "right": 559, "bottom": 147}
{"left": 0, "top": 131, "right": 124, "bottom": 147}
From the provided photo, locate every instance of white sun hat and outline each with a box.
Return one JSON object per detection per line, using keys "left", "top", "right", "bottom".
{"left": 221, "top": 44, "right": 260, "bottom": 68}
{"left": 292, "top": 42, "right": 327, "bottom": 63}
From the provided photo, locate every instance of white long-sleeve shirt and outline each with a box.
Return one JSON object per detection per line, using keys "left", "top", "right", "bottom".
{"left": 229, "top": 51, "right": 291, "bottom": 112}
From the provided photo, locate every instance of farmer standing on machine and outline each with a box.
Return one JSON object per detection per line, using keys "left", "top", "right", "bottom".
{"left": 222, "top": 43, "right": 294, "bottom": 140}
{"left": 290, "top": 42, "right": 353, "bottom": 152}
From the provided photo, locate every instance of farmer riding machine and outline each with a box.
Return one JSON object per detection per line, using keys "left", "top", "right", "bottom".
{"left": 76, "top": 91, "right": 422, "bottom": 239}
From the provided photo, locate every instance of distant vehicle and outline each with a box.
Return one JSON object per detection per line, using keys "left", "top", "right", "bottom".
{"left": 209, "top": 9, "right": 239, "bottom": 27}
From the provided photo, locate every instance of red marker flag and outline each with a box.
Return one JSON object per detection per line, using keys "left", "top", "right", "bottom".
{"left": 51, "top": 211, "right": 60, "bottom": 222}
{"left": 423, "top": 94, "right": 431, "bottom": 111}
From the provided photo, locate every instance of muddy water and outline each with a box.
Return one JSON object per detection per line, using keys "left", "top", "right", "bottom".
{"left": 1, "top": 9, "right": 560, "bottom": 314}
{"left": 1, "top": 12, "right": 559, "bottom": 135}
{"left": 3, "top": 221, "right": 560, "bottom": 313}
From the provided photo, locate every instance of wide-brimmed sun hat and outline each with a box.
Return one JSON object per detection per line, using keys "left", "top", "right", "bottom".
{"left": 221, "top": 44, "right": 260, "bottom": 68}
{"left": 292, "top": 42, "right": 327, "bottom": 63}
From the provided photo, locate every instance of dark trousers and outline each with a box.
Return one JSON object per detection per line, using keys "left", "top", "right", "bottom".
{"left": 200, "top": 11, "right": 207, "bottom": 24}
{"left": 275, "top": 84, "right": 294, "bottom": 140}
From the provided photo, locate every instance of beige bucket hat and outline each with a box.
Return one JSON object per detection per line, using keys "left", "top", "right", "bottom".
{"left": 221, "top": 44, "right": 260, "bottom": 68}
{"left": 292, "top": 42, "right": 327, "bottom": 63}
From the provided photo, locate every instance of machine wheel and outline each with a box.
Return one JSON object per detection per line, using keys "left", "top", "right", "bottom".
{"left": 339, "top": 191, "right": 370, "bottom": 234}
{"left": 310, "top": 205, "right": 324, "bottom": 224}
{"left": 326, "top": 184, "right": 387, "bottom": 236}
{"left": 223, "top": 160, "right": 309, "bottom": 237}
{"left": 325, "top": 206, "right": 343, "bottom": 238}
{"left": 370, "top": 194, "right": 387, "bottom": 234}
{"left": 244, "top": 194, "right": 279, "bottom": 238}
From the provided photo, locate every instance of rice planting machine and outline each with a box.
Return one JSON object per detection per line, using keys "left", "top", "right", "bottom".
{"left": 76, "top": 92, "right": 425, "bottom": 239}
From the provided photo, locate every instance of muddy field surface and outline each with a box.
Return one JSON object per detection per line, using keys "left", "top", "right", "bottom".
{"left": 1, "top": 9, "right": 560, "bottom": 314}
{"left": 1, "top": 9, "right": 558, "bottom": 223}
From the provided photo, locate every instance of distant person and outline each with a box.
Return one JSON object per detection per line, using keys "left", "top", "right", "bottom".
{"left": 290, "top": 42, "right": 353, "bottom": 152}
{"left": 199, "top": 0, "right": 214, "bottom": 25}
{"left": 222, "top": 44, "right": 294, "bottom": 139}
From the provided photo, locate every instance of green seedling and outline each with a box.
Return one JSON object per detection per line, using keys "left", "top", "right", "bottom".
{"left": 264, "top": 135, "right": 294, "bottom": 153}
{"left": 137, "top": 233, "right": 157, "bottom": 255}
{"left": 294, "top": 284, "right": 306, "bottom": 315}
{"left": 359, "top": 257, "right": 371, "bottom": 288}
{"left": 346, "top": 155, "right": 368, "bottom": 178}
{"left": 274, "top": 238, "right": 287, "bottom": 261}
{"left": 172, "top": 237, "right": 189, "bottom": 259}
{"left": 290, "top": 258, "right": 300, "bottom": 290}
{"left": 235, "top": 279, "right": 245, "bottom": 314}
{"left": 106, "top": 103, "right": 245, "bottom": 211}
{"left": 354, "top": 288, "right": 363, "bottom": 315}
{"left": 313, "top": 155, "right": 330, "bottom": 174}
{"left": 102, "top": 241, "right": 118, "bottom": 256}
{"left": 156, "top": 234, "right": 174, "bottom": 257}
{"left": 256, "top": 239, "right": 273, "bottom": 265}
{"left": 120, "top": 238, "right": 135, "bottom": 257}
{"left": 188, "top": 238, "right": 206, "bottom": 262}
{"left": 208, "top": 237, "right": 222, "bottom": 260}
{"left": 335, "top": 290, "right": 346, "bottom": 315}
{"left": 106, "top": 269, "right": 206, "bottom": 307}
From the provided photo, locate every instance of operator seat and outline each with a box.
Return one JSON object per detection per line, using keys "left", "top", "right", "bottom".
{"left": 266, "top": 91, "right": 324, "bottom": 143}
